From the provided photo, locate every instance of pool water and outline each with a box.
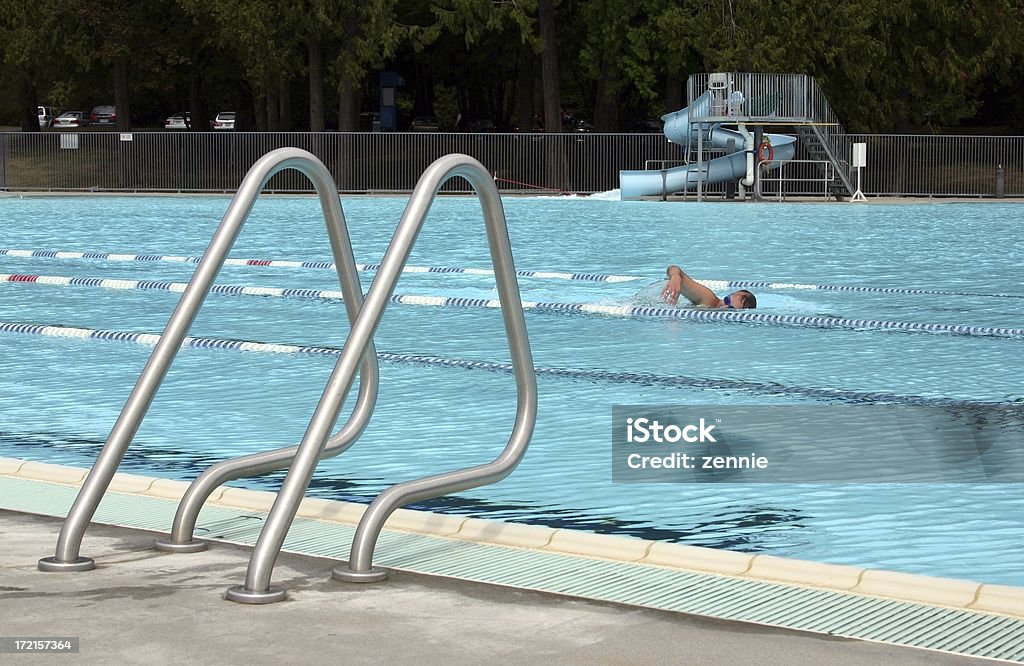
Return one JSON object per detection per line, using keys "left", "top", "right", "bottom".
{"left": 1, "top": 194, "right": 1022, "bottom": 585}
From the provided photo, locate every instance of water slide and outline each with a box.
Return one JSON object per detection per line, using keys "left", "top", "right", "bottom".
{"left": 619, "top": 90, "right": 797, "bottom": 199}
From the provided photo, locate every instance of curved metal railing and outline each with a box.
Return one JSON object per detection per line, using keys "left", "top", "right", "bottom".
{"left": 38, "top": 147, "right": 379, "bottom": 572}
{"left": 225, "top": 153, "right": 538, "bottom": 603}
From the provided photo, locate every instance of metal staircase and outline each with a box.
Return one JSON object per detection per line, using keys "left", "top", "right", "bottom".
{"left": 797, "top": 125, "right": 854, "bottom": 199}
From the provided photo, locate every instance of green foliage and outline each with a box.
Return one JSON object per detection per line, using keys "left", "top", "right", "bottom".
{"left": 1, "top": 0, "right": 1022, "bottom": 131}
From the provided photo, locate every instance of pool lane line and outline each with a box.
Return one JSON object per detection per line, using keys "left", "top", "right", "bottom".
{"left": 3, "top": 248, "right": 1021, "bottom": 299}
{"left": 4, "top": 272, "right": 1024, "bottom": 340}
{"left": 0, "top": 248, "right": 642, "bottom": 284}
{"left": 0, "top": 320, "right": 1013, "bottom": 409}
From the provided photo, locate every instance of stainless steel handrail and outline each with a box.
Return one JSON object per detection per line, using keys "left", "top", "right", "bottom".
{"left": 38, "top": 147, "right": 376, "bottom": 572}
{"left": 225, "top": 153, "right": 538, "bottom": 603}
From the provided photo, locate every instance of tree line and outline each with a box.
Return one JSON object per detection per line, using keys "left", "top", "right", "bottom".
{"left": 2, "top": 0, "right": 1022, "bottom": 134}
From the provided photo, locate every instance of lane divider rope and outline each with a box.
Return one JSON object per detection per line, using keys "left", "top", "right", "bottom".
{"left": 3, "top": 272, "right": 1022, "bottom": 339}
{"left": 0, "top": 320, "right": 1009, "bottom": 408}
{"left": 3, "top": 248, "right": 1020, "bottom": 299}
{"left": 0, "top": 248, "right": 639, "bottom": 284}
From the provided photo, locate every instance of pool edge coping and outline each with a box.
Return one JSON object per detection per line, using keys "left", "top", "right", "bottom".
{"left": 3, "top": 456, "right": 1022, "bottom": 619}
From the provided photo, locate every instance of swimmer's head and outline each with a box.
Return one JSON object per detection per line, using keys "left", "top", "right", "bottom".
{"left": 724, "top": 290, "right": 756, "bottom": 309}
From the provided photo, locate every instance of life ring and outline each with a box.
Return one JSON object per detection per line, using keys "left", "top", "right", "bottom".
{"left": 757, "top": 139, "right": 774, "bottom": 164}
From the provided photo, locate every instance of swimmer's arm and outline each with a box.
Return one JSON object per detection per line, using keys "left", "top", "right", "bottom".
{"left": 662, "top": 265, "right": 720, "bottom": 307}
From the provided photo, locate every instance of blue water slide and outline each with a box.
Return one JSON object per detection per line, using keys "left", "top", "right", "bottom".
{"left": 619, "top": 90, "right": 797, "bottom": 199}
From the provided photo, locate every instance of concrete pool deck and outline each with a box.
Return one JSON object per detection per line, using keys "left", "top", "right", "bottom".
{"left": 0, "top": 510, "right": 1002, "bottom": 665}
{"left": 2, "top": 459, "right": 1023, "bottom": 663}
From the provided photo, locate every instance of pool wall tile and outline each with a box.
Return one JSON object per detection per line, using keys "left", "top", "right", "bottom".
{"left": 855, "top": 569, "right": 981, "bottom": 608}
{"left": 972, "top": 584, "right": 1024, "bottom": 616}
{"left": 748, "top": 554, "right": 862, "bottom": 589}
{"left": 547, "top": 529, "right": 651, "bottom": 562}
{"left": 456, "top": 517, "right": 555, "bottom": 549}
{"left": 643, "top": 542, "right": 753, "bottom": 576}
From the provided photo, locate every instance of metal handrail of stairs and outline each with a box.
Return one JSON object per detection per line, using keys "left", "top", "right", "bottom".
{"left": 225, "top": 153, "right": 538, "bottom": 604}
{"left": 38, "top": 147, "right": 379, "bottom": 572}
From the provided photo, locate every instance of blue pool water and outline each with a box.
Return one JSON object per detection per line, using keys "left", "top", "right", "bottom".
{"left": 1, "top": 194, "right": 1022, "bottom": 585}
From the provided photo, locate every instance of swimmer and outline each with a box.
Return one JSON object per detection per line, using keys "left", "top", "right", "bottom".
{"left": 662, "top": 264, "right": 757, "bottom": 309}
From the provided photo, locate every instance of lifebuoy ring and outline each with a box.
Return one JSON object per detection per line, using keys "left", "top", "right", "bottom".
{"left": 757, "top": 139, "right": 774, "bottom": 163}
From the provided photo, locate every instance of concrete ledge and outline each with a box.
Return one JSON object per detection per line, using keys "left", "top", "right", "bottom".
{"left": 217, "top": 487, "right": 277, "bottom": 512}
{"left": 297, "top": 497, "right": 366, "bottom": 524}
{"left": 855, "top": 570, "right": 981, "bottom": 608}
{"left": 456, "top": 517, "right": 555, "bottom": 549}
{"left": 386, "top": 507, "right": 466, "bottom": 537}
{"left": 108, "top": 472, "right": 156, "bottom": 494}
{"left": 144, "top": 478, "right": 192, "bottom": 501}
{"left": 749, "top": 555, "right": 862, "bottom": 590}
{"left": 18, "top": 461, "right": 87, "bottom": 485}
{"left": 644, "top": 542, "right": 753, "bottom": 576}
{"left": 547, "top": 529, "right": 651, "bottom": 562}
{"left": 0, "top": 457, "right": 27, "bottom": 475}
{"left": 971, "top": 584, "right": 1024, "bottom": 616}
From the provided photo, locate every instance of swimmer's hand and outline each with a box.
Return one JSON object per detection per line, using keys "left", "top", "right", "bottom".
{"left": 661, "top": 275, "right": 682, "bottom": 305}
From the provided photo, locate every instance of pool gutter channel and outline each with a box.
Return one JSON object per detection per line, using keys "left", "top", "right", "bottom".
{"left": 3, "top": 457, "right": 1024, "bottom": 663}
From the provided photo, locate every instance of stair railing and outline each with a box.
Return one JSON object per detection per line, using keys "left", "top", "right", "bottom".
{"left": 38, "top": 147, "right": 377, "bottom": 572}
{"left": 225, "top": 153, "right": 538, "bottom": 603}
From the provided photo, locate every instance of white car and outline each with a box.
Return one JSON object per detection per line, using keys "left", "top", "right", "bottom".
{"left": 164, "top": 112, "right": 191, "bottom": 130}
{"left": 212, "top": 111, "right": 235, "bottom": 131}
{"left": 52, "top": 111, "right": 90, "bottom": 129}
{"left": 38, "top": 106, "right": 56, "bottom": 128}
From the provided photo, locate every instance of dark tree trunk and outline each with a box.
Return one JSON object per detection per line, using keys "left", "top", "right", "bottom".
{"left": 266, "top": 82, "right": 280, "bottom": 131}
{"left": 516, "top": 40, "right": 535, "bottom": 131}
{"left": 538, "top": 0, "right": 561, "bottom": 134}
{"left": 114, "top": 56, "right": 131, "bottom": 130}
{"left": 188, "top": 73, "right": 210, "bottom": 131}
{"left": 18, "top": 72, "right": 39, "bottom": 132}
{"left": 538, "top": 0, "right": 566, "bottom": 190}
{"left": 337, "top": 75, "right": 360, "bottom": 131}
{"left": 309, "top": 37, "right": 324, "bottom": 132}
{"left": 593, "top": 56, "right": 620, "bottom": 132}
{"left": 664, "top": 72, "right": 684, "bottom": 115}
{"left": 278, "top": 76, "right": 292, "bottom": 131}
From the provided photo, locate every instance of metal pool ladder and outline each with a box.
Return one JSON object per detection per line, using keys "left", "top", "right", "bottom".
{"left": 38, "top": 148, "right": 539, "bottom": 606}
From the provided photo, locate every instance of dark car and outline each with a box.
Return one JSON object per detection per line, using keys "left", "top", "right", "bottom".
{"left": 631, "top": 119, "right": 664, "bottom": 133}
{"left": 90, "top": 105, "right": 117, "bottom": 125}
{"left": 409, "top": 115, "right": 442, "bottom": 132}
{"left": 463, "top": 119, "right": 497, "bottom": 133}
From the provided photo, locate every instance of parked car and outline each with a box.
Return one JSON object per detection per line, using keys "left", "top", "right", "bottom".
{"left": 164, "top": 112, "right": 191, "bottom": 130}
{"left": 571, "top": 119, "right": 594, "bottom": 133}
{"left": 463, "top": 118, "right": 497, "bottom": 133}
{"left": 52, "top": 111, "right": 90, "bottom": 129}
{"left": 630, "top": 119, "right": 663, "bottom": 133}
{"left": 409, "top": 115, "right": 442, "bottom": 132}
{"left": 211, "top": 111, "right": 235, "bottom": 131}
{"left": 89, "top": 105, "right": 117, "bottom": 125}
{"left": 38, "top": 106, "right": 56, "bottom": 128}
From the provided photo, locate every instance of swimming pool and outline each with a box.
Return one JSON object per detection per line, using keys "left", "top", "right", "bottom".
{"left": 1, "top": 194, "right": 1022, "bottom": 585}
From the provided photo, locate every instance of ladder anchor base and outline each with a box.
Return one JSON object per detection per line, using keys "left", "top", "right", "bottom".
{"left": 38, "top": 556, "right": 95, "bottom": 572}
